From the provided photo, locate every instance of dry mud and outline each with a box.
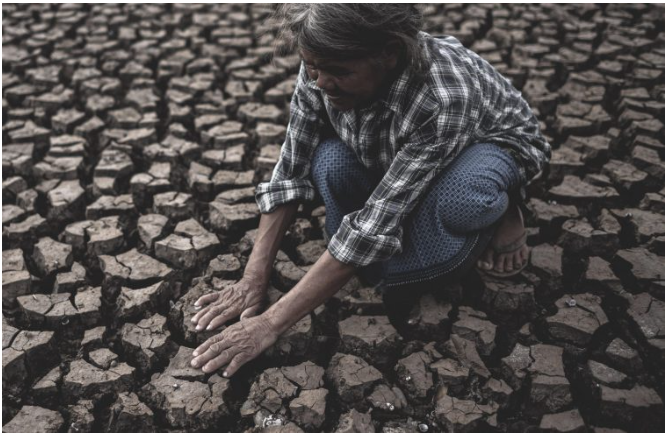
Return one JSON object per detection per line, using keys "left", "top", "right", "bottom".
{"left": 2, "top": 3, "right": 665, "bottom": 433}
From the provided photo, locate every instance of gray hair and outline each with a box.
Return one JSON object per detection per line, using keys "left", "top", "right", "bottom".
{"left": 274, "top": 4, "right": 428, "bottom": 75}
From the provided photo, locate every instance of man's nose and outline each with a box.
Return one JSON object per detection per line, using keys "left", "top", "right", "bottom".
{"left": 315, "top": 71, "right": 334, "bottom": 91}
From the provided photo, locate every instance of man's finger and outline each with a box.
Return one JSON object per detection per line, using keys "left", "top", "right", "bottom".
{"left": 240, "top": 304, "right": 261, "bottom": 320}
{"left": 194, "top": 292, "right": 219, "bottom": 307}
{"left": 222, "top": 352, "right": 252, "bottom": 378}
{"left": 201, "top": 348, "right": 234, "bottom": 373}
{"left": 191, "top": 304, "right": 215, "bottom": 324}
{"left": 207, "top": 308, "right": 237, "bottom": 331}
{"left": 192, "top": 333, "right": 225, "bottom": 356}
{"left": 195, "top": 304, "right": 228, "bottom": 331}
{"left": 192, "top": 337, "right": 230, "bottom": 365}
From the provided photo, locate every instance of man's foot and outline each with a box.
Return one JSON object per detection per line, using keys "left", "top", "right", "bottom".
{"left": 476, "top": 202, "right": 529, "bottom": 276}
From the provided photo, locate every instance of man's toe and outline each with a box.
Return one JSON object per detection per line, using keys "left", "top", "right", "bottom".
{"left": 494, "top": 254, "right": 506, "bottom": 272}
{"left": 519, "top": 245, "right": 530, "bottom": 265}
{"left": 477, "top": 248, "right": 494, "bottom": 270}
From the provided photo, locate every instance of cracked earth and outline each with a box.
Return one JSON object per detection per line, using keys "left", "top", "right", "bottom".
{"left": 2, "top": 3, "right": 665, "bottom": 433}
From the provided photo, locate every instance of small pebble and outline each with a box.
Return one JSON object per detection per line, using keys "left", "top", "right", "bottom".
{"left": 566, "top": 298, "right": 577, "bottom": 308}
{"left": 386, "top": 402, "right": 395, "bottom": 411}
{"left": 262, "top": 415, "right": 283, "bottom": 428}
{"left": 418, "top": 423, "right": 429, "bottom": 432}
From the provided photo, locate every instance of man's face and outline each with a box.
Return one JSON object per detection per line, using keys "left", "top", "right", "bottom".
{"left": 300, "top": 48, "right": 397, "bottom": 111}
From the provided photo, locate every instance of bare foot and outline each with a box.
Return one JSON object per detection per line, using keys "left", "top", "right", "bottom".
{"left": 477, "top": 202, "right": 529, "bottom": 275}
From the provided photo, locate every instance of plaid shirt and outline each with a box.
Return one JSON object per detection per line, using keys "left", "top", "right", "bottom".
{"left": 255, "top": 32, "right": 550, "bottom": 267}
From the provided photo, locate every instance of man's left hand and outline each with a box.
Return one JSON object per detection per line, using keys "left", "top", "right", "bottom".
{"left": 190, "top": 315, "right": 278, "bottom": 376}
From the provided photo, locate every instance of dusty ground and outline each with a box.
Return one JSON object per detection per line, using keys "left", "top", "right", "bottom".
{"left": 2, "top": 3, "right": 665, "bottom": 433}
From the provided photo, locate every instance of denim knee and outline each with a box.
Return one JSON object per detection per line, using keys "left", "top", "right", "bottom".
{"left": 439, "top": 186, "right": 510, "bottom": 233}
{"left": 311, "top": 137, "right": 357, "bottom": 192}
{"left": 435, "top": 144, "right": 520, "bottom": 233}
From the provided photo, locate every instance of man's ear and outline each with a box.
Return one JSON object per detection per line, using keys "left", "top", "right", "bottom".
{"left": 381, "top": 40, "right": 402, "bottom": 70}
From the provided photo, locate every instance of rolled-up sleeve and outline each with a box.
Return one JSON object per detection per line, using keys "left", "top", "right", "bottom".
{"left": 255, "top": 63, "right": 326, "bottom": 214}
{"left": 327, "top": 105, "right": 473, "bottom": 267}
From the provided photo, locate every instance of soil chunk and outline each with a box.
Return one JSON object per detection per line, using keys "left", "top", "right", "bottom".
{"left": 2, "top": 248, "right": 31, "bottom": 308}
{"left": 441, "top": 334, "right": 491, "bottom": 379}
{"left": 325, "top": 353, "right": 384, "bottom": 403}
{"left": 539, "top": 409, "right": 586, "bottom": 432}
{"left": 153, "top": 191, "right": 194, "bottom": 221}
{"left": 86, "top": 194, "right": 136, "bottom": 220}
{"left": 452, "top": 306, "right": 497, "bottom": 356}
{"left": 545, "top": 293, "right": 609, "bottom": 346}
{"left": 587, "top": 360, "right": 628, "bottom": 388}
{"left": 625, "top": 293, "right": 665, "bottom": 358}
{"left": 116, "top": 281, "right": 169, "bottom": 320}
{"left": 598, "top": 385, "right": 663, "bottom": 431}
{"left": 137, "top": 214, "right": 169, "bottom": 250}
{"left": 482, "top": 279, "right": 536, "bottom": 320}
{"left": 141, "top": 372, "right": 232, "bottom": 430}
{"left": 107, "top": 392, "right": 156, "bottom": 432}
{"left": 394, "top": 351, "right": 434, "bottom": 402}
{"left": 434, "top": 391, "right": 499, "bottom": 432}
{"left": 335, "top": 408, "right": 375, "bottom": 432}
{"left": 2, "top": 405, "right": 64, "bottom": 433}
{"left": 289, "top": 388, "right": 328, "bottom": 430}
{"left": 32, "top": 236, "right": 73, "bottom": 277}
{"left": 154, "top": 218, "right": 220, "bottom": 269}
{"left": 206, "top": 253, "right": 242, "bottom": 278}
{"left": 240, "top": 367, "right": 299, "bottom": 417}
{"left": 63, "top": 358, "right": 135, "bottom": 401}
{"left": 338, "top": 315, "right": 401, "bottom": 369}
{"left": 367, "top": 384, "right": 409, "bottom": 412}
{"left": 67, "top": 400, "right": 95, "bottom": 433}
{"left": 281, "top": 361, "right": 325, "bottom": 390}
{"left": 604, "top": 338, "right": 643, "bottom": 375}
{"left": 99, "top": 248, "right": 172, "bottom": 286}
{"left": 209, "top": 201, "right": 260, "bottom": 233}
{"left": 120, "top": 313, "right": 174, "bottom": 372}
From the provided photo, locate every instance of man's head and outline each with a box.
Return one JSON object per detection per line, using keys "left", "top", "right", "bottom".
{"left": 275, "top": 4, "right": 425, "bottom": 111}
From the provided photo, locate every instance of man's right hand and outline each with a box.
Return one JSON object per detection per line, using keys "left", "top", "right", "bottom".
{"left": 190, "top": 278, "right": 267, "bottom": 331}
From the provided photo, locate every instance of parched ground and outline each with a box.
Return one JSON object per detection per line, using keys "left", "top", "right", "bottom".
{"left": 2, "top": 3, "right": 665, "bottom": 433}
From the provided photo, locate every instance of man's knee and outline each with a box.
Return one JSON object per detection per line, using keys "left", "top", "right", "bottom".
{"left": 312, "top": 138, "right": 357, "bottom": 189}
{"left": 438, "top": 175, "right": 510, "bottom": 233}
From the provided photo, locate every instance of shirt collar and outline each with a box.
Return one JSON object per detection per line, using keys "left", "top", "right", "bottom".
{"left": 376, "top": 31, "right": 430, "bottom": 113}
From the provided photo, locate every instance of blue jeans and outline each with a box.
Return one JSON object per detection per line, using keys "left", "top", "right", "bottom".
{"left": 311, "top": 138, "right": 524, "bottom": 287}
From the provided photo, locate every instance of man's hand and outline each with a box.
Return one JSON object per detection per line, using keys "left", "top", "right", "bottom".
{"left": 190, "top": 315, "right": 278, "bottom": 376}
{"left": 190, "top": 279, "right": 266, "bottom": 332}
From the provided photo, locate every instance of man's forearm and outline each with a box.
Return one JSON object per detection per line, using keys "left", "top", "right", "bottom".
{"left": 263, "top": 249, "right": 356, "bottom": 334}
{"left": 243, "top": 202, "right": 299, "bottom": 285}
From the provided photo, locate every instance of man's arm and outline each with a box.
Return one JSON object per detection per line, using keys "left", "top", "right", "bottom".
{"left": 264, "top": 249, "right": 356, "bottom": 334}
{"left": 191, "top": 202, "right": 299, "bottom": 330}
{"left": 244, "top": 202, "right": 299, "bottom": 287}
{"left": 190, "top": 248, "right": 356, "bottom": 375}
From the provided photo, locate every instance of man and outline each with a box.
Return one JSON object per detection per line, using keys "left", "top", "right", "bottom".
{"left": 190, "top": 4, "right": 550, "bottom": 376}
